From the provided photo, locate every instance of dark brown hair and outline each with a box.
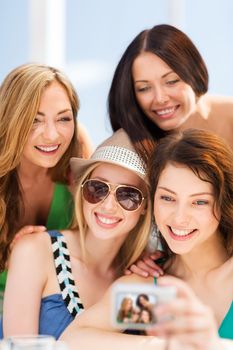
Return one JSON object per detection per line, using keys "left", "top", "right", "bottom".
{"left": 149, "top": 129, "right": 233, "bottom": 256}
{"left": 108, "top": 24, "right": 208, "bottom": 162}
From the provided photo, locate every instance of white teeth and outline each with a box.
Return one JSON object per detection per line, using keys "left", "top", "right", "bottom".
{"left": 156, "top": 107, "right": 175, "bottom": 115}
{"left": 36, "top": 145, "right": 59, "bottom": 152}
{"left": 97, "top": 215, "right": 118, "bottom": 225}
{"left": 171, "top": 227, "right": 194, "bottom": 236}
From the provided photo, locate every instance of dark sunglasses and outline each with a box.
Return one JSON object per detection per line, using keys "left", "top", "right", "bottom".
{"left": 82, "top": 179, "right": 145, "bottom": 211}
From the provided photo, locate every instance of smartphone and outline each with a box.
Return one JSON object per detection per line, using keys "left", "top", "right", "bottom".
{"left": 111, "top": 283, "right": 176, "bottom": 330}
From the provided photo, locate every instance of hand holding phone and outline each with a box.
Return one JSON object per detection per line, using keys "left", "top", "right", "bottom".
{"left": 111, "top": 283, "right": 176, "bottom": 330}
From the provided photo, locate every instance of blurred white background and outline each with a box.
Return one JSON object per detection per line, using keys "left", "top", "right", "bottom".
{"left": 0, "top": 0, "right": 232, "bottom": 146}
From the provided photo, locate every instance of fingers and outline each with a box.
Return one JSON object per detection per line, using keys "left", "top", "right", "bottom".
{"left": 128, "top": 255, "right": 165, "bottom": 278}
{"left": 148, "top": 314, "right": 214, "bottom": 336}
{"left": 12, "top": 225, "right": 47, "bottom": 246}
{"left": 149, "top": 251, "right": 164, "bottom": 260}
{"left": 157, "top": 275, "right": 198, "bottom": 300}
{"left": 129, "top": 263, "right": 150, "bottom": 277}
{"left": 142, "top": 256, "right": 164, "bottom": 276}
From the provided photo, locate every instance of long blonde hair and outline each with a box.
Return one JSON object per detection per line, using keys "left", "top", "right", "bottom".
{"left": 71, "top": 162, "right": 152, "bottom": 277}
{"left": 0, "top": 63, "right": 79, "bottom": 270}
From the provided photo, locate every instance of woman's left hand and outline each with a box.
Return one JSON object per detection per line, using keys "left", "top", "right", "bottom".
{"left": 11, "top": 225, "right": 46, "bottom": 248}
{"left": 124, "top": 250, "right": 164, "bottom": 277}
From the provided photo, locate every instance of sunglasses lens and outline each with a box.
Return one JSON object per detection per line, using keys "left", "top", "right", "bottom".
{"left": 82, "top": 180, "right": 109, "bottom": 204}
{"left": 116, "top": 186, "right": 143, "bottom": 211}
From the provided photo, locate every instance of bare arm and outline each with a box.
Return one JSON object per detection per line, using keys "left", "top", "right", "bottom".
{"left": 60, "top": 274, "right": 231, "bottom": 350}
{"left": 3, "top": 233, "right": 49, "bottom": 336}
{"left": 60, "top": 275, "right": 167, "bottom": 350}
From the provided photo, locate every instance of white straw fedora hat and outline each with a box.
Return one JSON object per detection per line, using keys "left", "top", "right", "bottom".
{"left": 70, "top": 128, "right": 147, "bottom": 183}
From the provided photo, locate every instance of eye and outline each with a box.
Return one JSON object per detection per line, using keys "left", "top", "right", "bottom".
{"left": 166, "top": 79, "right": 180, "bottom": 86}
{"left": 135, "top": 86, "right": 151, "bottom": 93}
{"left": 33, "top": 117, "right": 41, "bottom": 124}
{"left": 161, "top": 195, "right": 174, "bottom": 202}
{"left": 193, "top": 200, "right": 209, "bottom": 206}
{"left": 58, "top": 116, "right": 73, "bottom": 122}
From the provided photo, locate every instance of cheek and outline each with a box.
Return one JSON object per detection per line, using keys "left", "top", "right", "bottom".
{"left": 126, "top": 211, "right": 143, "bottom": 230}
{"left": 82, "top": 201, "right": 92, "bottom": 223}
{"left": 22, "top": 132, "right": 37, "bottom": 154}
{"left": 64, "top": 123, "right": 75, "bottom": 142}
{"left": 135, "top": 93, "right": 152, "bottom": 108}
{"left": 154, "top": 206, "right": 162, "bottom": 224}
{"left": 180, "top": 86, "right": 196, "bottom": 105}
{"left": 202, "top": 212, "right": 220, "bottom": 229}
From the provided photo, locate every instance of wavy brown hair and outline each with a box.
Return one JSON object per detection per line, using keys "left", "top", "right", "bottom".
{"left": 149, "top": 129, "right": 233, "bottom": 257}
{"left": 0, "top": 63, "right": 79, "bottom": 270}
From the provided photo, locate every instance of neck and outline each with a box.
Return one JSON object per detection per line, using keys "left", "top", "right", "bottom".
{"left": 17, "top": 159, "right": 50, "bottom": 185}
{"left": 83, "top": 230, "right": 126, "bottom": 276}
{"left": 168, "top": 233, "right": 229, "bottom": 281}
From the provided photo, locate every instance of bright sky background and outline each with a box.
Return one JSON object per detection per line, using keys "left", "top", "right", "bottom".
{"left": 0, "top": 0, "right": 232, "bottom": 146}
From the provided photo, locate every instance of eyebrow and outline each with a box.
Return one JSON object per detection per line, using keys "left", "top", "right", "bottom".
{"left": 134, "top": 70, "right": 175, "bottom": 83}
{"left": 37, "top": 108, "right": 72, "bottom": 116}
{"left": 157, "top": 186, "right": 213, "bottom": 197}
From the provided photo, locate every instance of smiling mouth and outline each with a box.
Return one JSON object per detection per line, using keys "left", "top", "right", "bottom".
{"left": 95, "top": 213, "right": 122, "bottom": 227}
{"left": 35, "top": 145, "right": 60, "bottom": 153}
{"left": 169, "top": 226, "right": 197, "bottom": 240}
{"left": 154, "top": 106, "right": 179, "bottom": 118}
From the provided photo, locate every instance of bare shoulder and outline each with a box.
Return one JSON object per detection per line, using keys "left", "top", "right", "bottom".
{"left": 206, "top": 94, "right": 233, "bottom": 120}
{"left": 10, "top": 231, "right": 51, "bottom": 263}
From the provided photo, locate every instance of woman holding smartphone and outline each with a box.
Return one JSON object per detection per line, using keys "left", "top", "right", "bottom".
{"left": 61, "top": 129, "right": 233, "bottom": 350}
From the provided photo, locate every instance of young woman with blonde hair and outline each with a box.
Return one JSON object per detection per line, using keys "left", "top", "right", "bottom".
{"left": 1, "top": 129, "right": 152, "bottom": 339}
{"left": 0, "top": 63, "right": 92, "bottom": 298}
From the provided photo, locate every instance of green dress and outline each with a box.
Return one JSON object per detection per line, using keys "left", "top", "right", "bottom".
{"left": 0, "top": 183, "right": 74, "bottom": 308}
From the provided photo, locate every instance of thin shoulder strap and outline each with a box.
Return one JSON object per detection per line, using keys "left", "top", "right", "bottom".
{"left": 48, "top": 230, "right": 84, "bottom": 317}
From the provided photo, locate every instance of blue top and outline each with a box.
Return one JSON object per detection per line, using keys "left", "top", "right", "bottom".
{"left": 0, "top": 231, "right": 84, "bottom": 339}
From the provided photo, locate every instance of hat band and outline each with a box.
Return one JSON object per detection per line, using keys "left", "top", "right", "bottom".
{"left": 91, "top": 146, "right": 146, "bottom": 178}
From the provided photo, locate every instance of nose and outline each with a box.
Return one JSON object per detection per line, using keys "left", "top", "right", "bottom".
{"left": 100, "top": 192, "right": 118, "bottom": 212}
{"left": 43, "top": 121, "right": 59, "bottom": 141}
{"left": 172, "top": 203, "right": 190, "bottom": 227}
{"left": 153, "top": 85, "right": 169, "bottom": 105}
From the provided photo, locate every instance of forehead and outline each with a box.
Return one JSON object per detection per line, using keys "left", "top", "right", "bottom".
{"left": 132, "top": 52, "right": 173, "bottom": 79}
{"left": 40, "top": 81, "right": 69, "bottom": 103}
{"left": 91, "top": 163, "right": 143, "bottom": 187}
{"left": 157, "top": 163, "right": 214, "bottom": 194}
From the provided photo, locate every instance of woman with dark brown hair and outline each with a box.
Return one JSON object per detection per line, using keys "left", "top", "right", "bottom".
{"left": 108, "top": 24, "right": 233, "bottom": 163}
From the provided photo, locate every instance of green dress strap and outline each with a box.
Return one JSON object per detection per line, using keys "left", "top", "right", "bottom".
{"left": 46, "top": 183, "right": 74, "bottom": 230}
{"left": 0, "top": 183, "right": 74, "bottom": 297}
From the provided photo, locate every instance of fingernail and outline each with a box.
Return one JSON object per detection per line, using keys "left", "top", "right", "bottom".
{"left": 143, "top": 272, "right": 149, "bottom": 277}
